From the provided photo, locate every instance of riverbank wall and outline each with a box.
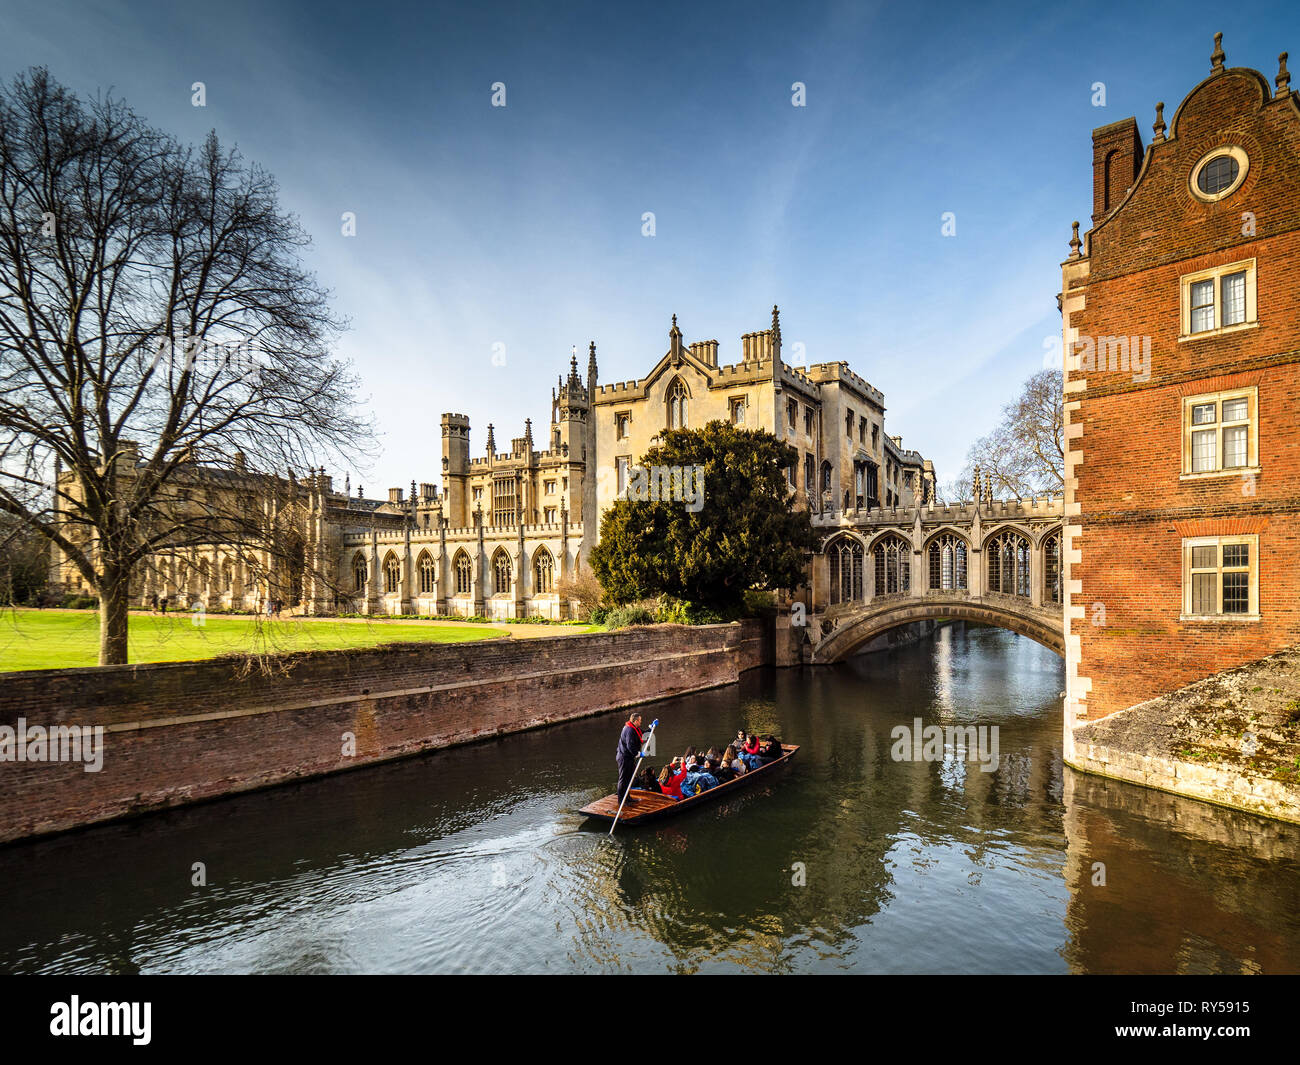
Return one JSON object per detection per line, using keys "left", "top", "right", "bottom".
{"left": 1065, "top": 644, "right": 1300, "bottom": 825}
{"left": 0, "top": 620, "right": 770, "bottom": 845}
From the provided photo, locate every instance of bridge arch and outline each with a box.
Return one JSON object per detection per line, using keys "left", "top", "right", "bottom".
{"left": 812, "top": 594, "right": 1065, "bottom": 662}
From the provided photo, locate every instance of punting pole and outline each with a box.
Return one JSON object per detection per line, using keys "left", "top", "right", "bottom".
{"left": 609, "top": 717, "right": 659, "bottom": 836}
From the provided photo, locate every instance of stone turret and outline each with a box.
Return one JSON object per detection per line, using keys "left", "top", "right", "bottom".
{"left": 441, "top": 412, "right": 471, "bottom": 525}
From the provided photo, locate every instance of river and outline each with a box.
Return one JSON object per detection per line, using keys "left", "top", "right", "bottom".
{"left": 2, "top": 624, "right": 1297, "bottom": 974}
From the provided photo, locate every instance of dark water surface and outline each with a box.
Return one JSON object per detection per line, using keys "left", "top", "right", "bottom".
{"left": 2, "top": 626, "right": 1298, "bottom": 974}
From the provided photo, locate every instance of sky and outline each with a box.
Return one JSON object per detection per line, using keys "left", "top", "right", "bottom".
{"left": 1, "top": 0, "right": 1297, "bottom": 495}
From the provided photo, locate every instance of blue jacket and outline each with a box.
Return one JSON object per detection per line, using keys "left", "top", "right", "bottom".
{"left": 683, "top": 770, "right": 718, "bottom": 797}
{"left": 616, "top": 723, "right": 643, "bottom": 764}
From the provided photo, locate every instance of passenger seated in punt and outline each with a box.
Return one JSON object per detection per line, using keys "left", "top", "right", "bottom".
{"left": 723, "top": 745, "right": 746, "bottom": 777}
{"left": 759, "top": 735, "right": 783, "bottom": 763}
{"left": 741, "top": 734, "right": 763, "bottom": 770}
{"left": 636, "top": 766, "right": 663, "bottom": 793}
{"left": 660, "top": 760, "right": 688, "bottom": 799}
{"left": 713, "top": 752, "right": 737, "bottom": 784}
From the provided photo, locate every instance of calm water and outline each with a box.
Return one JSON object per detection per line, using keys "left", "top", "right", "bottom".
{"left": 2, "top": 625, "right": 1298, "bottom": 974}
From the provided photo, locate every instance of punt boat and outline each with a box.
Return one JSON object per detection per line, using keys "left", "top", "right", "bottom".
{"left": 578, "top": 744, "right": 799, "bottom": 827}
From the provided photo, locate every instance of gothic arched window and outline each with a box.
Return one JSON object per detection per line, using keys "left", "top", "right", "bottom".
{"left": 986, "top": 531, "right": 1031, "bottom": 598}
{"left": 383, "top": 552, "right": 401, "bottom": 594}
{"left": 827, "top": 536, "right": 864, "bottom": 605}
{"left": 666, "top": 378, "right": 689, "bottom": 429}
{"left": 417, "top": 550, "right": 436, "bottom": 595}
{"left": 353, "top": 552, "right": 367, "bottom": 592}
{"left": 1044, "top": 533, "right": 1062, "bottom": 605}
{"left": 873, "top": 535, "right": 911, "bottom": 596}
{"left": 454, "top": 550, "right": 472, "bottom": 595}
{"left": 927, "top": 534, "right": 968, "bottom": 591}
{"left": 493, "top": 548, "right": 512, "bottom": 595}
{"left": 534, "top": 548, "right": 555, "bottom": 594}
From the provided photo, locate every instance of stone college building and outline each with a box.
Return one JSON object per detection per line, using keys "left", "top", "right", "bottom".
{"left": 52, "top": 308, "right": 935, "bottom": 619}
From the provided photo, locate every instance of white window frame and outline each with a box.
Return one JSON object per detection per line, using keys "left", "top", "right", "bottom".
{"left": 1180, "top": 386, "right": 1258, "bottom": 479}
{"left": 1181, "top": 535, "right": 1259, "bottom": 621}
{"left": 1179, "top": 259, "right": 1257, "bottom": 340}
{"left": 1189, "top": 146, "right": 1249, "bottom": 203}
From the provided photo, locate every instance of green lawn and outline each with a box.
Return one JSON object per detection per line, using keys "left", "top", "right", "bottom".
{"left": 0, "top": 609, "right": 510, "bottom": 672}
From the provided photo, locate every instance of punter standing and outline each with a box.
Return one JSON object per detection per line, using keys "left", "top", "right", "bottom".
{"left": 616, "top": 712, "right": 645, "bottom": 803}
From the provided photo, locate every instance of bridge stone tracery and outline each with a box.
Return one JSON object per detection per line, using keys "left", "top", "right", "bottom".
{"left": 805, "top": 494, "right": 1065, "bottom": 662}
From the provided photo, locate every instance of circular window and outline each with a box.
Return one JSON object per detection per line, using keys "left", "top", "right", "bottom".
{"left": 1198, "top": 155, "right": 1238, "bottom": 194}
{"left": 1190, "top": 146, "right": 1248, "bottom": 202}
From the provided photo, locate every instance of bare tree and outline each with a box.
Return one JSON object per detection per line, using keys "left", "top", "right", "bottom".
{"left": 0, "top": 69, "right": 374, "bottom": 664}
{"left": 961, "top": 369, "right": 1063, "bottom": 499}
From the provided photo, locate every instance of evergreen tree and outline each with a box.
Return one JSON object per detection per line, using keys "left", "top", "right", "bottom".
{"left": 591, "top": 421, "right": 816, "bottom": 612}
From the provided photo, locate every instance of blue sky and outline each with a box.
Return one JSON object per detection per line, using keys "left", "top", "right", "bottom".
{"left": 2, "top": 0, "right": 1297, "bottom": 494}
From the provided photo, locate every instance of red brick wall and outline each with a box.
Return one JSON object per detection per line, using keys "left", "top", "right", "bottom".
{"left": 0, "top": 621, "right": 769, "bottom": 844}
{"left": 1065, "top": 63, "right": 1300, "bottom": 719}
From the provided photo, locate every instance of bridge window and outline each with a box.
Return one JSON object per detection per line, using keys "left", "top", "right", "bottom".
{"left": 827, "top": 537, "right": 863, "bottom": 605}
{"left": 1044, "top": 534, "right": 1062, "bottom": 605}
{"left": 927, "top": 535, "right": 968, "bottom": 591}
{"left": 986, "top": 531, "right": 1030, "bottom": 598}
{"left": 874, "top": 535, "right": 910, "bottom": 595}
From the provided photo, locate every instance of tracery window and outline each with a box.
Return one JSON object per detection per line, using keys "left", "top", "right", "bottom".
{"left": 383, "top": 552, "right": 401, "bottom": 594}
{"left": 418, "top": 550, "right": 436, "bottom": 594}
{"left": 493, "top": 548, "right": 512, "bottom": 595}
{"left": 454, "top": 550, "right": 472, "bottom": 595}
{"left": 927, "top": 534, "right": 968, "bottom": 591}
{"left": 666, "top": 378, "right": 689, "bottom": 429}
{"left": 534, "top": 548, "right": 555, "bottom": 594}
{"left": 1044, "top": 534, "right": 1062, "bottom": 605}
{"left": 986, "top": 531, "right": 1030, "bottom": 598}
{"left": 873, "top": 535, "right": 910, "bottom": 595}
{"left": 353, "top": 553, "right": 367, "bottom": 593}
{"left": 827, "top": 536, "right": 864, "bottom": 605}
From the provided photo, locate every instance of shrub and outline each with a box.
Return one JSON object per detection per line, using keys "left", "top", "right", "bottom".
{"left": 605, "top": 604, "right": 656, "bottom": 629}
{"left": 556, "top": 569, "right": 606, "bottom": 621}
{"left": 656, "top": 597, "right": 741, "bottom": 625}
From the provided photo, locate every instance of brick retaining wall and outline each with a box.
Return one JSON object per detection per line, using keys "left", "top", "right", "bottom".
{"left": 0, "top": 620, "right": 770, "bottom": 844}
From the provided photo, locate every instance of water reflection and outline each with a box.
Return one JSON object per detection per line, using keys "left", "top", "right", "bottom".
{"left": 0, "top": 623, "right": 1296, "bottom": 973}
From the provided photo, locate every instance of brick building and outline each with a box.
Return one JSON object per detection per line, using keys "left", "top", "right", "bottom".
{"left": 1060, "top": 35, "right": 1300, "bottom": 733}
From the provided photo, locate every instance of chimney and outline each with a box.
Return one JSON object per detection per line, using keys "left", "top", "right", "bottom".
{"left": 389, "top": 487, "right": 404, "bottom": 504}
{"left": 690, "top": 339, "right": 719, "bottom": 368}
{"left": 1091, "top": 117, "right": 1144, "bottom": 223}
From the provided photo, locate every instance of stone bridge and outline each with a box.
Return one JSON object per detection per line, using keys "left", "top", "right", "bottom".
{"left": 804, "top": 494, "right": 1066, "bottom": 663}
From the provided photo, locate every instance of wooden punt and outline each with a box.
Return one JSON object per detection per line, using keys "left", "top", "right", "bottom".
{"left": 578, "top": 744, "right": 799, "bottom": 827}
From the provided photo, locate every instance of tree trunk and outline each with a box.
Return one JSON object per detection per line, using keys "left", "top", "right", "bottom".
{"left": 98, "top": 564, "right": 131, "bottom": 665}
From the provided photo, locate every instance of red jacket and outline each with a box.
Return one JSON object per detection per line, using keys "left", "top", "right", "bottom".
{"left": 662, "top": 765, "right": 689, "bottom": 800}
{"left": 743, "top": 737, "right": 761, "bottom": 756}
